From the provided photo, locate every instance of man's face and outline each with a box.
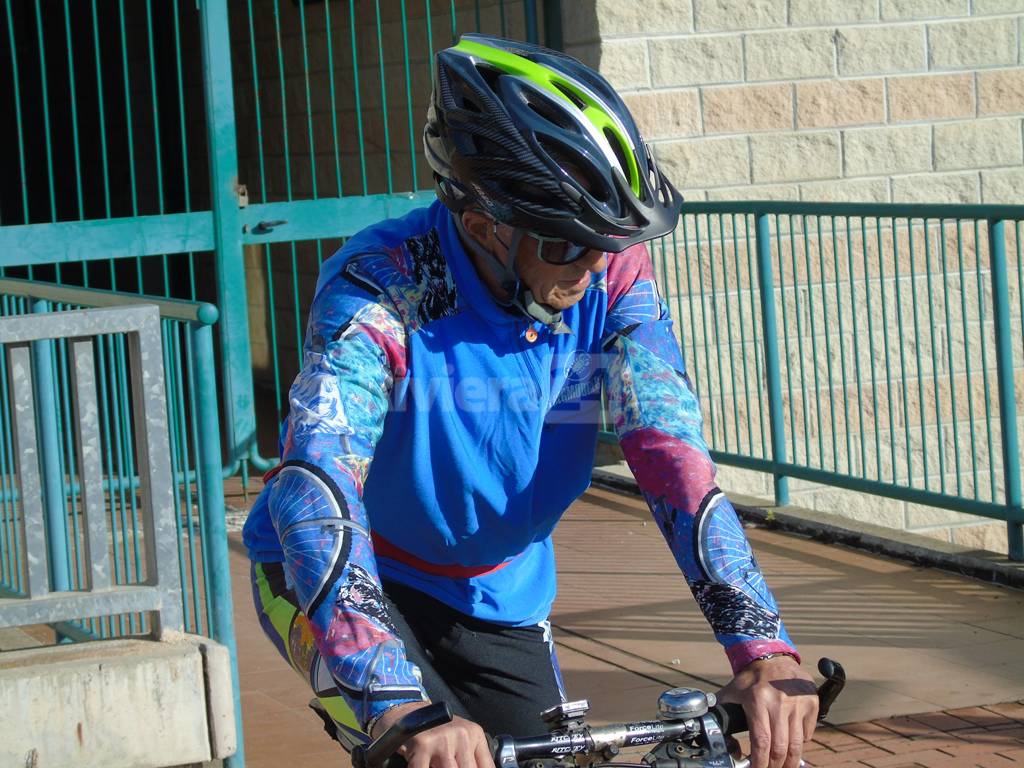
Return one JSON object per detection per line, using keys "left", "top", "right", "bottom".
{"left": 499, "top": 223, "right": 608, "bottom": 310}
{"left": 462, "top": 213, "right": 608, "bottom": 311}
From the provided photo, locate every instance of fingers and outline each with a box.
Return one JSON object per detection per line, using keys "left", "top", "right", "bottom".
{"left": 746, "top": 707, "right": 773, "bottom": 768}
{"left": 783, "top": 708, "right": 804, "bottom": 768}
{"left": 802, "top": 695, "right": 819, "bottom": 746}
{"left": 406, "top": 745, "right": 432, "bottom": 768}
{"left": 474, "top": 728, "right": 496, "bottom": 768}
{"left": 453, "top": 729, "right": 476, "bottom": 768}
{"left": 455, "top": 721, "right": 491, "bottom": 768}
{"left": 403, "top": 716, "right": 493, "bottom": 768}
{"left": 747, "top": 703, "right": 811, "bottom": 768}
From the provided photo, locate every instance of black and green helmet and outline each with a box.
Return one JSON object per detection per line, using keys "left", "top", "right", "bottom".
{"left": 424, "top": 33, "right": 683, "bottom": 253}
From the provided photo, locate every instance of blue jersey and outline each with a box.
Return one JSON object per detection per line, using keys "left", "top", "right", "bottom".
{"left": 242, "top": 200, "right": 798, "bottom": 729}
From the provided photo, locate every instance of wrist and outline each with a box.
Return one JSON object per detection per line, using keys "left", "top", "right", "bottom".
{"left": 746, "top": 651, "right": 800, "bottom": 668}
{"left": 366, "top": 699, "right": 430, "bottom": 738}
{"left": 727, "top": 641, "right": 801, "bottom": 675}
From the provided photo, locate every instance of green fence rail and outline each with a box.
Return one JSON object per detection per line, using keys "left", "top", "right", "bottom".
{"left": 0, "top": 278, "right": 244, "bottom": 766}
{"left": 603, "top": 201, "right": 1024, "bottom": 561}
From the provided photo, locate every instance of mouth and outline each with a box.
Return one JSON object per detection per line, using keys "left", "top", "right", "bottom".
{"left": 558, "top": 272, "right": 591, "bottom": 291}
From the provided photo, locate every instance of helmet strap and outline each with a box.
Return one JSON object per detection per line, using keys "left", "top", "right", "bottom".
{"left": 453, "top": 214, "right": 572, "bottom": 334}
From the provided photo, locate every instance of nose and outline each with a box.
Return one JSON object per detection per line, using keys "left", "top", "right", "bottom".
{"left": 580, "top": 249, "right": 607, "bottom": 274}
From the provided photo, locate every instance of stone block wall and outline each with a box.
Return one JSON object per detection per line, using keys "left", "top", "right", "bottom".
{"left": 562, "top": 0, "right": 1024, "bottom": 205}
{"left": 563, "top": 1, "right": 1024, "bottom": 553}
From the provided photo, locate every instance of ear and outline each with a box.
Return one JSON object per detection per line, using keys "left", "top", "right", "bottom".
{"left": 460, "top": 209, "right": 493, "bottom": 248}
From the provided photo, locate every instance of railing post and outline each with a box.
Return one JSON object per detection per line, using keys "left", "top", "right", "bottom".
{"left": 987, "top": 219, "right": 1023, "bottom": 561}
{"left": 754, "top": 214, "right": 789, "bottom": 507}
{"left": 199, "top": 0, "right": 257, "bottom": 467}
{"left": 30, "top": 298, "right": 72, "bottom": 593}
{"left": 543, "top": 0, "right": 563, "bottom": 50}
{"left": 127, "top": 307, "right": 185, "bottom": 636}
{"left": 192, "top": 321, "right": 245, "bottom": 766}
{"left": 523, "top": 0, "right": 539, "bottom": 43}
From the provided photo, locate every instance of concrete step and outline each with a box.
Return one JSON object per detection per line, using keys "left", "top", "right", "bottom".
{"left": 0, "top": 625, "right": 44, "bottom": 651}
{"left": 0, "top": 633, "right": 237, "bottom": 768}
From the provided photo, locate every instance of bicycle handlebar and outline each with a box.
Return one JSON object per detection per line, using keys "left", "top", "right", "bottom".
{"left": 492, "top": 719, "right": 698, "bottom": 766}
{"left": 354, "top": 658, "right": 846, "bottom": 768}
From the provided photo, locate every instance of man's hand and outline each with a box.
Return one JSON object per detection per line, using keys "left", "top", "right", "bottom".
{"left": 716, "top": 655, "right": 818, "bottom": 768}
{"left": 371, "top": 701, "right": 495, "bottom": 768}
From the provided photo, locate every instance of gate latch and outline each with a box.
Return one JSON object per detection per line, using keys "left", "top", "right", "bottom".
{"left": 250, "top": 219, "right": 288, "bottom": 235}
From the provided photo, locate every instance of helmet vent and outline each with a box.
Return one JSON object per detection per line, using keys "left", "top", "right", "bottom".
{"left": 539, "top": 137, "right": 610, "bottom": 203}
{"left": 553, "top": 81, "right": 587, "bottom": 110}
{"left": 525, "top": 95, "right": 575, "bottom": 131}
{"left": 459, "top": 84, "right": 484, "bottom": 113}
{"left": 604, "top": 128, "right": 633, "bottom": 185}
{"left": 647, "top": 152, "right": 664, "bottom": 202}
{"left": 477, "top": 63, "right": 503, "bottom": 92}
{"left": 472, "top": 135, "right": 510, "bottom": 158}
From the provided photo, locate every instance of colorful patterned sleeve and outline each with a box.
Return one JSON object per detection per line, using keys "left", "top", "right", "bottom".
{"left": 266, "top": 268, "right": 426, "bottom": 729}
{"left": 601, "top": 244, "right": 800, "bottom": 675}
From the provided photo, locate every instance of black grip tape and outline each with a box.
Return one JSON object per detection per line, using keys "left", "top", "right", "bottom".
{"left": 712, "top": 702, "right": 748, "bottom": 736}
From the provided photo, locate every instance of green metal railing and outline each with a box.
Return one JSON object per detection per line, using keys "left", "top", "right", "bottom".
{"left": 228, "top": 0, "right": 548, "bottom": 459}
{"left": 1, "top": 0, "right": 550, "bottom": 475}
{"left": 0, "top": 0, "right": 214, "bottom": 291}
{"left": 4, "top": 0, "right": 1019, "bottom": 561}
{"left": 0, "top": 279, "right": 244, "bottom": 766}
{"left": 604, "top": 202, "right": 1024, "bottom": 561}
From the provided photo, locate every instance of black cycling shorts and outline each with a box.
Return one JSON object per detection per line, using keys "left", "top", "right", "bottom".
{"left": 251, "top": 561, "right": 567, "bottom": 748}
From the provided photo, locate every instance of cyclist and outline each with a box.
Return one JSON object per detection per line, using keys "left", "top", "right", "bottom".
{"left": 243, "top": 33, "right": 817, "bottom": 768}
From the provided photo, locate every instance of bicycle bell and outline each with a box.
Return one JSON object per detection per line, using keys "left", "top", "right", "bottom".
{"left": 657, "top": 687, "right": 715, "bottom": 722}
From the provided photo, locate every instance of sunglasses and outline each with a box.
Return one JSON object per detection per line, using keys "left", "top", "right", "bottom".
{"left": 493, "top": 222, "right": 595, "bottom": 265}
{"left": 530, "top": 233, "right": 596, "bottom": 265}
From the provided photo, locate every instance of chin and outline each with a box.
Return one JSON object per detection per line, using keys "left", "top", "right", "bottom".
{"left": 544, "top": 290, "right": 586, "bottom": 310}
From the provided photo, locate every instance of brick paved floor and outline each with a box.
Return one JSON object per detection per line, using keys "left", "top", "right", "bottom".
{"left": 225, "top": 479, "right": 1024, "bottom": 768}
{"left": 790, "top": 703, "right": 1024, "bottom": 767}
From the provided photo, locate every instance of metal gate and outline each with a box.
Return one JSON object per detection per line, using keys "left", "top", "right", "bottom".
{"left": 227, "top": 0, "right": 552, "bottom": 471}
{"left": 1, "top": 0, "right": 551, "bottom": 477}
